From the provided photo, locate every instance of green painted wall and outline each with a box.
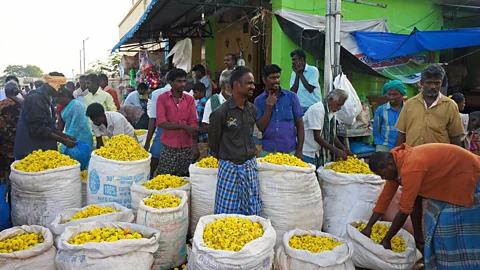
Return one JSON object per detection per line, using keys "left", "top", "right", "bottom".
{"left": 205, "top": 17, "right": 216, "bottom": 79}
{"left": 271, "top": 0, "right": 443, "bottom": 97}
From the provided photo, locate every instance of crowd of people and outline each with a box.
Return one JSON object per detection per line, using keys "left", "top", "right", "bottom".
{"left": 0, "top": 48, "right": 479, "bottom": 269}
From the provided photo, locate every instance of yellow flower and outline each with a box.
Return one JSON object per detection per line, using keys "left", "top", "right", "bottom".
{"left": 325, "top": 155, "right": 373, "bottom": 174}
{"left": 143, "top": 193, "right": 182, "bottom": 209}
{"left": 67, "top": 205, "right": 120, "bottom": 222}
{"left": 94, "top": 134, "right": 149, "bottom": 161}
{"left": 357, "top": 223, "right": 407, "bottom": 253}
{"left": 203, "top": 217, "right": 264, "bottom": 252}
{"left": 289, "top": 234, "right": 343, "bottom": 253}
{"left": 258, "top": 153, "right": 309, "bottom": 168}
{"left": 68, "top": 227, "right": 143, "bottom": 245}
{"left": 142, "top": 174, "right": 189, "bottom": 190}
{"left": 134, "top": 130, "right": 147, "bottom": 136}
{"left": 196, "top": 156, "right": 219, "bottom": 168}
{"left": 13, "top": 150, "right": 78, "bottom": 172}
{"left": 80, "top": 170, "right": 88, "bottom": 181}
{"left": 0, "top": 232, "right": 44, "bottom": 253}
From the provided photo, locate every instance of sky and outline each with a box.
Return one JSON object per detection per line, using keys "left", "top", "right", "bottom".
{"left": 0, "top": 0, "right": 134, "bottom": 78}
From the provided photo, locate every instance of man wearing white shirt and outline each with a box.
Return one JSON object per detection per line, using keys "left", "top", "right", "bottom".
{"left": 0, "top": 76, "right": 23, "bottom": 101}
{"left": 73, "top": 75, "right": 89, "bottom": 105}
{"left": 86, "top": 102, "right": 135, "bottom": 149}
{"left": 202, "top": 70, "right": 232, "bottom": 132}
{"left": 124, "top": 82, "right": 148, "bottom": 107}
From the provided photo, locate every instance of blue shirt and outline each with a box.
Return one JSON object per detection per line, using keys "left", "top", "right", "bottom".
{"left": 200, "top": 76, "right": 213, "bottom": 99}
{"left": 373, "top": 102, "right": 403, "bottom": 149}
{"left": 254, "top": 88, "right": 303, "bottom": 153}
{"left": 124, "top": 91, "right": 142, "bottom": 107}
{"left": 196, "top": 97, "right": 208, "bottom": 143}
{"left": 289, "top": 63, "right": 321, "bottom": 109}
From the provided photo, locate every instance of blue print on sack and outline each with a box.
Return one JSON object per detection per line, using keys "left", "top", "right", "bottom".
{"left": 104, "top": 184, "right": 117, "bottom": 197}
{"left": 89, "top": 169, "right": 100, "bottom": 194}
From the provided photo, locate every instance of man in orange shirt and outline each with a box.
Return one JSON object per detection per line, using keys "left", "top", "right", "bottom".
{"left": 99, "top": 74, "right": 121, "bottom": 110}
{"left": 362, "top": 143, "right": 480, "bottom": 269}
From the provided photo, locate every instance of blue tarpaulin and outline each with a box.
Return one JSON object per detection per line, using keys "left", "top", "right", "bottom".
{"left": 353, "top": 28, "right": 480, "bottom": 60}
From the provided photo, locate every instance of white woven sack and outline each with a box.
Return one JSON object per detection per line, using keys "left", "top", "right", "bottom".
{"left": 0, "top": 225, "right": 56, "bottom": 270}
{"left": 317, "top": 164, "right": 384, "bottom": 237}
{"left": 258, "top": 161, "right": 323, "bottom": 248}
{"left": 190, "top": 214, "right": 276, "bottom": 270}
{"left": 81, "top": 181, "right": 87, "bottom": 207}
{"left": 10, "top": 162, "right": 82, "bottom": 227}
{"left": 55, "top": 221, "right": 160, "bottom": 270}
{"left": 130, "top": 179, "right": 191, "bottom": 212}
{"left": 87, "top": 152, "right": 151, "bottom": 209}
{"left": 275, "top": 229, "right": 354, "bottom": 270}
{"left": 344, "top": 221, "right": 417, "bottom": 270}
{"left": 188, "top": 164, "right": 218, "bottom": 234}
{"left": 137, "top": 190, "right": 189, "bottom": 270}
{"left": 49, "top": 202, "right": 134, "bottom": 239}
{"left": 136, "top": 130, "right": 148, "bottom": 147}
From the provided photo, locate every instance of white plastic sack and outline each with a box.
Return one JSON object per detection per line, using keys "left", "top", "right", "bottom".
{"left": 87, "top": 152, "right": 151, "bottom": 209}
{"left": 136, "top": 130, "right": 148, "bottom": 147}
{"left": 344, "top": 221, "right": 417, "bottom": 270}
{"left": 10, "top": 162, "right": 82, "bottom": 227}
{"left": 258, "top": 162, "right": 323, "bottom": 248}
{"left": 190, "top": 214, "right": 276, "bottom": 270}
{"left": 317, "top": 165, "right": 384, "bottom": 237}
{"left": 49, "top": 203, "right": 134, "bottom": 239}
{"left": 188, "top": 164, "right": 218, "bottom": 234}
{"left": 0, "top": 225, "right": 56, "bottom": 270}
{"left": 130, "top": 179, "right": 191, "bottom": 213}
{"left": 81, "top": 181, "right": 87, "bottom": 207}
{"left": 55, "top": 221, "right": 160, "bottom": 270}
{"left": 275, "top": 229, "right": 354, "bottom": 270}
{"left": 136, "top": 190, "right": 188, "bottom": 270}
{"left": 333, "top": 73, "right": 362, "bottom": 126}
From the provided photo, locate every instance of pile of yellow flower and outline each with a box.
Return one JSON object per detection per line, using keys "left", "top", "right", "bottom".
{"left": 142, "top": 174, "right": 189, "bottom": 191}
{"left": 134, "top": 130, "right": 147, "bottom": 136}
{"left": 13, "top": 150, "right": 78, "bottom": 172}
{"left": 94, "top": 134, "right": 149, "bottom": 161}
{"left": 93, "top": 136, "right": 109, "bottom": 144}
{"left": 143, "top": 193, "right": 182, "bottom": 209}
{"left": 289, "top": 234, "right": 343, "bottom": 253}
{"left": 325, "top": 155, "right": 373, "bottom": 174}
{"left": 258, "top": 153, "right": 309, "bottom": 168}
{"left": 67, "top": 205, "right": 120, "bottom": 222}
{"left": 80, "top": 170, "right": 88, "bottom": 181}
{"left": 196, "top": 156, "right": 219, "bottom": 168}
{"left": 68, "top": 227, "right": 143, "bottom": 245}
{"left": 357, "top": 223, "right": 407, "bottom": 253}
{"left": 203, "top": 217, "right": 264, "bottom": 251}
{"left": 0, "top": 232, "right": 44, "bottom": 253}
{"left": 173, "top": 264, "right": 187, "bottom": 270}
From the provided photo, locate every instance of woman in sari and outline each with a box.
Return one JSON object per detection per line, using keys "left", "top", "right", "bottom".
{"left": 57, "top": 88, "right": 93, "bottom": 155}
{"left": 0, "top": 81, "right": 23, "bottom": 184}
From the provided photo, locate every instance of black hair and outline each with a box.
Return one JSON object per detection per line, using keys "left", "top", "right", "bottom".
{"left": 421, "top": 64, "right": 445, "bottom": 81}
{"left": 5, "top": 75, "right": 19, "bottom": 84}
{"left": 98, "top": 74, "right": 108, "bottom": 83}
{"left": 137, "top": 82, "right": 148, "bottom": 91}
{"left": 58, "top": 87, "right": 74, "bottom": 99}
{"left": 49, "top": 72, "right": 65, "bottom": 77}
{"left": 227, "top": 53, "right": 238, "bottom": 62}
{"left": 230, "top": 66, "right": 252, "bottom": 88}
{"left": 86, "top": 74, "right": 99, "bottom": 84}
{"left": 451, "top": 93, "right": 465, "bottom": 104}
{"left": 290, "top": 49, "right": 306, "bottom": 60}
{"left": 368, "top": 152, "right": 394, "bottom": 174}
{"left": 167, "top": 68, "right": 187, "bottom": 82}
{"left": 66, "top": 81, "right": 75, "bottom": 90}
{"left": 76, "top": 82, "right": 80, "bottom": 88}
{"left": 34, "top": 80, "right": 44, "bottom": 88}
{"left": 79, "top": 75, "right": 87, "bottom": 80}
{"left": 261, "top": 64, "right": 282, "bottom": 78}
{"left": 470, "top": 111, "right": 480, "bottom": 120}
{"left": 192, "top": 82, "right": 206, "bottom": 93}
{"left": 86, "top": 103, "right": 105, "bottom": 118}
{"left": 192, "top": 64, "right": 206, "bottom": 76}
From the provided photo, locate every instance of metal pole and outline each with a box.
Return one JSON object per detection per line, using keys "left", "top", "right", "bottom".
{"left": 323, "top": 0, "right": 334, "bottom": 97}
{"left": 83, "top": 37, "right": 89, "bottom": 74}
{"left": 79, "top": 49, "right": 82, "bottom": 74}
{"left": 333, "top": 0, "right": 341, "bottom": 78}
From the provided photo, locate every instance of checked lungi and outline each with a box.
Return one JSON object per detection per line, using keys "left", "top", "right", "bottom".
{"left": 155, "top": 144, "right": 192, "bottom": 177}
{"left": 424, "top": 179, "right": 480, "bottom": 270}
{"left": 214, "top": 157, "right": 262, "bottom": 215}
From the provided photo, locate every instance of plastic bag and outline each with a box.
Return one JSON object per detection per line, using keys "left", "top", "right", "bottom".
{"left": 130, "top": 179, "right": 191, "bottom": 213}
{"left": 0, "top": 225, "right": 56, "bottom": 270}
{"left": 333, "top": 73, "right": 362, "bottom": 126}
{"left": 275, "top": 229, "right": 354, "bottom": 270}
{"left": 64, "top": 140, "right": 91, "bottom": 171}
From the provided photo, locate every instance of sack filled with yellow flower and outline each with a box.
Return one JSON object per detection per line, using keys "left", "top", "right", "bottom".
{"left": 188, "top": 160, "right": 218, "bottom": 235}
{"left": 0, "top": 225, "right": 56, "bottom": 269}
{"left": 49, "top": 203, "right": 134, "bottom": 240}
{"left": 344, "top": 221, "right": 418, "bottom": 270}
{"left": 317, "top": 160, "right": 384, "bottom": 237}
{"left": 136, "top": 190, "right": 188, "bottom": 269}
{"left": 55, "top": 221, "right": 160, "bottom": 270}
{"left": 10, "top": 151, "right": 82, "bottom": 227}
{"left": 275, "top": 229, "right": 355, "bottom": 270}
{"left": 130, "top": 174, "right": 191, "bottom": 213}
{"left": 87, "top": 135, "right": 151, "bottom": 209}
{"left": 190, "top": 214, "right": 276, "bottom": 270}
{"left": 134, "top": 129, "right": 148, "bottom": 147}
{"left": 257, "top": 158, "right": 323, "bottom": 248}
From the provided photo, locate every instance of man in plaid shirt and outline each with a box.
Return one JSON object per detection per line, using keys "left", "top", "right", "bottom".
{"left": 192, "top": 83, "right": 209, "bottom": 160}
